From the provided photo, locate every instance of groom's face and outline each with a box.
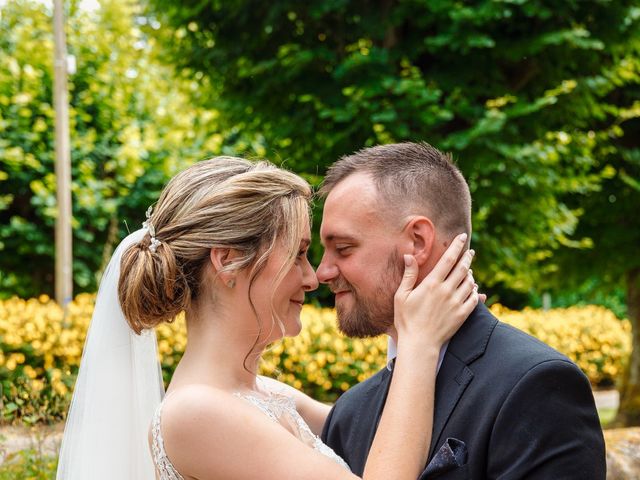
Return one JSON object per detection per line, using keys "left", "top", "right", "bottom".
{"left": 317, "top": 173, "right": 405, "bottom": 338}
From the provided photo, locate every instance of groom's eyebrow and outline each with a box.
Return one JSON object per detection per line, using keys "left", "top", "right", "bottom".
{"left": 322, "top": 234, "right": 356, "bottom": 245}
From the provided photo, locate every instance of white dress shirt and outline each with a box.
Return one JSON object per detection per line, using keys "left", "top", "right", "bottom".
{"left": 386, "top": 336, "right": 449, "bottom": 372}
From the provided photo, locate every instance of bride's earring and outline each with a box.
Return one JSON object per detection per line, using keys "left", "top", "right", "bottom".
{"left": 227, "top": 279, "right": 236, "bottom": 288}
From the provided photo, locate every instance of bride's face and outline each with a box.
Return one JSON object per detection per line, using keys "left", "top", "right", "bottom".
{"left": 249, "top": 223, "right": 318, "bottom": 343}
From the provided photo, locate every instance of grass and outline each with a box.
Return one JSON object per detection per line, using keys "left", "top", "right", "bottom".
{"left": 0, "top": 448, "right": 57, "bottom": 479}
{"left": 599, "top": 406, "right": 619, "bottom": 428}
{"left": 0, "top": 428, "right": 58, "bottom": 479}
{"left": 598, "top": 407, "right": 618, "bottom": 428}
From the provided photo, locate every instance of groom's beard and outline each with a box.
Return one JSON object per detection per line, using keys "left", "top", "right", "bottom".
{"left": 332, "top": 251, "right": 404, "bottom": 338}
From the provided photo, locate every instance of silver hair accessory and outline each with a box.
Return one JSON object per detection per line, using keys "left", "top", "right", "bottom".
{"left": 142, "top": 206, "right": 161, "bottom": 253}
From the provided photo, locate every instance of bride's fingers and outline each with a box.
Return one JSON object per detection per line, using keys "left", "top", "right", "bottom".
{"left": 460, "top": 284, "right": 480, "bottom": 317}
{"left": 444, "top": 249, "right": 474, "bottom": 289}
{"left": 452, "top": 269, "right": 475, "bottom": 304}
{"left": 428, "top": 233, "right": 468, "bottom": 283}
{"left": 394, "top": 254, "right": 419, "bottom": 304}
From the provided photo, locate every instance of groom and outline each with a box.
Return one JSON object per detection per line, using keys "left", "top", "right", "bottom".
{"left": 317, "top": 142, "right": 606, "bottom": 479}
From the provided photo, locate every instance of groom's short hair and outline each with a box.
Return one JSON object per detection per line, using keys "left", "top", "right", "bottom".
{"left": 320, "top": 142, "right": 472, "bottom": 238}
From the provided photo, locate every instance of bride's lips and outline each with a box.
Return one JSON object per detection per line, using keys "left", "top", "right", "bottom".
{"left": 290, "top": 299, "right": 304, "bottom": 307}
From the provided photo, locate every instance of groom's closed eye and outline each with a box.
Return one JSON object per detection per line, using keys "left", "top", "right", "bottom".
{"left": 335, "top": 245, "right": 354, "bottom": 256}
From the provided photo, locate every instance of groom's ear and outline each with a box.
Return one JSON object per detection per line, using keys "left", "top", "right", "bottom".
{"left": 404, "top": 216, "right": 435, "bottom": 267}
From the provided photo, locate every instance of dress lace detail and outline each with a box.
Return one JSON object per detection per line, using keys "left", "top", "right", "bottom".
{"left": 150, "top": 389, "right": 350, "bottom": 479}
{"left": 234, "top": 390, "right": 350, "bottom": 471}
{"left": 151, "top": 401, "right": 185, "bottom": 480}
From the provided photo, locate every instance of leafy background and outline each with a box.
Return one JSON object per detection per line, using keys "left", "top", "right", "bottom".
{"left": 1, "top": 0, "right": 639, "bottom": 425}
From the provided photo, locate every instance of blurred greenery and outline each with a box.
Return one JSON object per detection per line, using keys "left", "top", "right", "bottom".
{"left": 145, "top": 0, "right": 640, "bottom": 424}
{"left": 530, "top": 281, "right": 628, "bottom": 320}
{"left": 0, "top": 0, "right": 222, "bottom": 297}
{"left": 0, "top": 447, "right": 57, "bottom": 479}
{"left": 147, "top": 0, "right": 640, "bottom": 298}
{"left": 1, "top": 0, "right": 639, "bottom": 422}
{"left": 598, "top": 407, "right": 618, "bottom": 428}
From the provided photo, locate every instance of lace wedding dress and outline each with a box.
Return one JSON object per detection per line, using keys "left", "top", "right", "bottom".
{"left": 151, "top": 389, "right": 350, "bottom": 479}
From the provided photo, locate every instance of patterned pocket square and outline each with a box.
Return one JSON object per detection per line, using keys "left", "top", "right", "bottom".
{"left": 418, "top": 438, "right": 467, "bottom": 479}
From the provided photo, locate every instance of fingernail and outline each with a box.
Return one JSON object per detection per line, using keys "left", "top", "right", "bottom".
{"left": 404, "top": 254, "right": 412, "bottom": 266}
{"left": 469, "top": 249, "right": 475, "bottom": 257}
{"left": 459, "top": 233, "right": 468, "bottom": 242}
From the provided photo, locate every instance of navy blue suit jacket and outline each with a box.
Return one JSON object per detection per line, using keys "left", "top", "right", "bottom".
{"left": 321, "top": 304, "right": 606, "bottom": 479}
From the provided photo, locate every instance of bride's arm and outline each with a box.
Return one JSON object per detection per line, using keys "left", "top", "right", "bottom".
{"left": 364, "top": 234, "right": 477, "bottom": 479}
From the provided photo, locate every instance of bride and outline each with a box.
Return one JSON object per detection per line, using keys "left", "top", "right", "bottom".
{"left": 56, "top": 157, "right": 478, "bottom": 479}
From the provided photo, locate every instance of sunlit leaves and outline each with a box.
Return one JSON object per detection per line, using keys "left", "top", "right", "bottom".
{"left": 148, "top": 0, "right": 640, "bottom": 297}
{"left": 0, "top": 0, "right": 221, "bottom": 297}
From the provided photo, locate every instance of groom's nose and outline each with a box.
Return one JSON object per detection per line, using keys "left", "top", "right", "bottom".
{"left": 316, "top": 253, "right": 337, "bottom": 284}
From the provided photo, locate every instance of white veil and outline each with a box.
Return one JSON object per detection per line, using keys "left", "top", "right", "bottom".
{"left": 56, "top": 229, "right": 164, "bottom": 480}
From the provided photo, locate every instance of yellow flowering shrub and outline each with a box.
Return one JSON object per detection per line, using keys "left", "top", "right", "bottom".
{"left": 0, "top": 294, "right": 92, "bottom": 423}
{"left": 261, "top": 305, "right": 388, "bottom": 402}
{"left": 490, "top": 304, "right": 632, "bottom": 387}
{"left": 0, "top": 295, "right": 631, "bottom": 423}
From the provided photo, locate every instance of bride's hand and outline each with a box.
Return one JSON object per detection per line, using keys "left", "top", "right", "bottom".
{"left": 394, "top": 233, "right": 478, "bottom": 350}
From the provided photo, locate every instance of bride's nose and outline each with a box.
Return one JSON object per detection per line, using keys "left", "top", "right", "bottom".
{"left": 302, "top": 258, "right": 319, "bottom": 292}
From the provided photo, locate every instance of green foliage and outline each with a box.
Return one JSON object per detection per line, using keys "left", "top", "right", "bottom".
{"left": 148, "top": 0, "right": 640, "bottom": 296}
{"left": 0, "top": 447, "right": 57, "bottom": 479}
{"left": 530, "top": 279, "right": 628, "bottom": 320}
{"left": 0, "top": 0, "right": 221, "bottom": 298}
{"left": 145, "top": 2, "right": 640, "bottom": 424}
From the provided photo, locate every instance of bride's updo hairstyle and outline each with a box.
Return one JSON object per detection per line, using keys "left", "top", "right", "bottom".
{"left": 118, "top": 157, "right": 312, "bottom": 334}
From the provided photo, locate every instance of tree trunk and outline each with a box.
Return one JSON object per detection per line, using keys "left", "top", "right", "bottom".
{"left": 616, "top": 267, "right": 640, "bottom": 426}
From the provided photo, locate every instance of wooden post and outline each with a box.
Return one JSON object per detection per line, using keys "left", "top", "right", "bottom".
{"left": 53, "top": 0, "right": 73, "bottom": 307}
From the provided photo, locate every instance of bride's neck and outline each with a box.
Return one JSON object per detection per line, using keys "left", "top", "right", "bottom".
{"left": 170, "top": 301, "right": 265, "bottom": 392}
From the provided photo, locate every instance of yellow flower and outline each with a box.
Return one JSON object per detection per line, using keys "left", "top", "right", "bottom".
{"left": 0, "top": 295, "right": 631, "bottom": 417}
{"left": 53, "top": 380, "right": 68, "bottom": 396}
{"left": 23, "top": 365, "right": 37, "bottom": 379}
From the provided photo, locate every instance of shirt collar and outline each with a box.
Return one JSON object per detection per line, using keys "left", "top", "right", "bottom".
{"left": 386, "top": 336, "right": 449, "bottom": 372}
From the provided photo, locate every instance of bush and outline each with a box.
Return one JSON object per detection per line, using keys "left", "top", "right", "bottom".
{"left": 262, "top": 306, "right": 388, "bottom": 402}
{"left": 121, "top": 305, "right": 386, "bottom": 403}
{"left": 490, "top": 304, "right": 631, "bottom": 387}
{"left": 0, "top": 295, "right": 90, "bottom": 423}
{"left": 0, "top": 295, "right": 630, "bottom": 423}
{"left": 0, "top": 447, "right": 57, "bottom": 479}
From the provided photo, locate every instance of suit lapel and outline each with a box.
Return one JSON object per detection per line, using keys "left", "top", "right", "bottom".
{"left": 428, "top": 304, "right": 498, "bottom": 459}
{"left": 428, "top": 354, "right": 473, "bottom": 458}
{"left": 353, "top": 305, "right": 499, "bottom": 466}
{"left": 352, "top": 368, "right": 393, "bottom": 475}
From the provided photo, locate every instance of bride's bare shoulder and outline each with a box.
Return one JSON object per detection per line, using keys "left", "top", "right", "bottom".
{"left": 163, "top": 384, "right": 233, "bottom": 412}
{"left": 157, "top": 386, "right": 257, "bottom": 475}
{"left": 157, "top": 384, "right": 356, "bottom": 480}
{"left": 159, "top": 385, "right": 253, "bottom": 444}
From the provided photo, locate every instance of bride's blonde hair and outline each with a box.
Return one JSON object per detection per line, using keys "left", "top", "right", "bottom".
{"left": 118, "top": 156, "right": 312, "bottom": 335}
